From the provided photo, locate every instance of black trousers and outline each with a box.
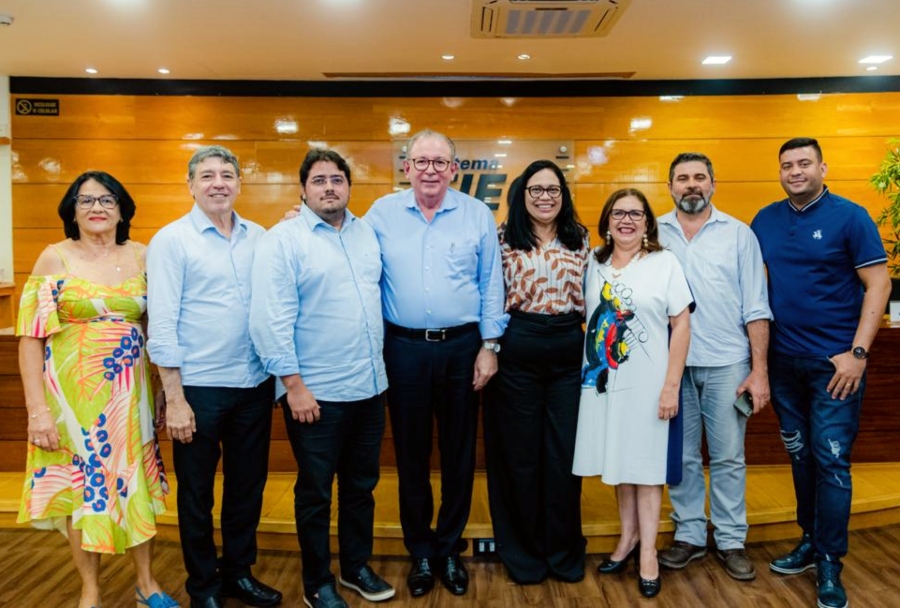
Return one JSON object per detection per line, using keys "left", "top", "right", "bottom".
{"left": 484, "top": 311, "right": 586, "bottom": 584}
{"left": 384, "top": 324, "right": 481, "bottom": 559}
{"left": 280, "top": 394, "right": 385, "bottom": 592}
{"left": 172, "top": 378, "right": 275, "bottom": 600}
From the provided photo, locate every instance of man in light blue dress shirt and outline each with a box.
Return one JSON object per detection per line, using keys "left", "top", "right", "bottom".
{"left": 147, "top": 145, "right": 280, "bottom": 608}
{"left": 656, "top": 153, "right": 772, "bottom": 582}
{"left": 364, "top": 130, "right": 506, "bottom": 598}
{"left": 249, "top": 149, "right": 394, "bottom": 608}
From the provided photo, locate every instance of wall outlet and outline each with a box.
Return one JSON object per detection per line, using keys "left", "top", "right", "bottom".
{"left": 473, "top": 538, "right": 496, "bottom": 556}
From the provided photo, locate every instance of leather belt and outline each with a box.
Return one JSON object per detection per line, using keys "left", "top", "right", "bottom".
{"left": 385, "top": 321, "right": 479, "bottom": 342}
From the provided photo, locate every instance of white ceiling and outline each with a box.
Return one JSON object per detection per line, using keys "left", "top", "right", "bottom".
{"left": 0, "top": 0, "right": 897, "bottom": 82}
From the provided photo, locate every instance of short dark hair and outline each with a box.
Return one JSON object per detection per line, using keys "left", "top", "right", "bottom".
{"left": 668, "top": 152, "right": 715, "bottom": 183}
{"left": 779, "top": 137, "right": 823, "bottom": 161}
{"left": 57, "top": 171, "right": 136, "bottom": 244}
{"left": 299, "top": 148, "right": 353, "bottom": 187}
{"left": 594, "top": 188, "right": 663, "bottom": 263}
{"left": 503, "top": 159, "right": 587, "bottom": 252}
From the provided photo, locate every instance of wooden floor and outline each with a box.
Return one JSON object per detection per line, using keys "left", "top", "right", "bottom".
{"left": 2, "top": 526, "right": 900, "bottom": 607}
{"left": 3, "top": 464, "right": 900, "bottom": 605}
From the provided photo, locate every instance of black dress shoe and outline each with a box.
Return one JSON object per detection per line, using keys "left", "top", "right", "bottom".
{"left": 440, "top": 554, "right": 469, "bottom": 596}
{"left": 598, "top": 543, "right": 640, "bottom": 574}
{"left": 190, "top": 597, "right": 224, "bottom": 608}
{"left": 222, "top": 575, "right": 283, "bottom": 607}
{"left": 638, "top": 575, "right": 661, "bottom": 598}
{"left": 407, "top": 558, "right": 435, "bottom": 597}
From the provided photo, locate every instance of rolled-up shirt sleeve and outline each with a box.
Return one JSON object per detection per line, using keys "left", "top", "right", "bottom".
{"left": 249, "top": 229, "right": 302, "bottom": 378}
{"left": 146, "top": 230, "right": 188, "bottom": 367}
{"left": 737, "top": 226, "right": 773, "bottom": 325}
{"left": 477, "top": 209, "right": 508, "bottom": 339}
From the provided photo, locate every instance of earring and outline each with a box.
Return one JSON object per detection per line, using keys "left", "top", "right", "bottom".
{"left": 606, "top": 230, "right": 612, "bottom": 243}
{"left": 642, "top": 233, "right": 649, "bottom": 249}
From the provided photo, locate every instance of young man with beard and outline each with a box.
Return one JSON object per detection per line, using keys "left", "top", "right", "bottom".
{"left": 250, "top": 149, "right": 393, "bottom": 608}
{"left": 655, "top": 153, "right": 772, "bottom": 581}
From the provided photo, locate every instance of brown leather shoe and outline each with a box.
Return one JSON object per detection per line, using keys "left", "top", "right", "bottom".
{"left": 716, "top": 548, "right": 757, "bottom": 581}
{"left": 658, "top": 541, "right": 707, "bottom": 569}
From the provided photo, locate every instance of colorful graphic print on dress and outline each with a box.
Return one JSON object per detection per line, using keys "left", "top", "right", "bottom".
{"left": 581, "top": 279, "right": 648, "bottom": 394}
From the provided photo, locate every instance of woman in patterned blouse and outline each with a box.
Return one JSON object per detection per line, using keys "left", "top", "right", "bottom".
{"left": 484, "top": 159, "right": 591, "bottom": 584}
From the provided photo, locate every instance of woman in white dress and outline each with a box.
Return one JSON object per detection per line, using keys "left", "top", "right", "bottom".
{"left": 573, "top": 188, "right": 692, "bottom": 598}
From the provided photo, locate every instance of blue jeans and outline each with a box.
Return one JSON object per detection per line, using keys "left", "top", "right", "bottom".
{"left": 770, "top": 353, "right": 863, "bottom": 562}
{"left": 669, "top": 362, "right": 750, "bottom": 549}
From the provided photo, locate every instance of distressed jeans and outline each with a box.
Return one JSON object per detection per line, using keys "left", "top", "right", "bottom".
{"left": 769, "top": 353, "right": 863, "bottom": 562}
{"left": 669, "top": 362, "right": 750, "bottom": 549}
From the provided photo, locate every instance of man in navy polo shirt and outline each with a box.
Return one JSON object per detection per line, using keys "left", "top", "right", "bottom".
{"left": 751, "top": 137, "right": 890, "bottom": 608}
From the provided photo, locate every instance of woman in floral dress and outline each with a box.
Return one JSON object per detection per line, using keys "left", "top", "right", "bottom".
{"left": 17, "top": 171, "right": 177, "bottom": 608}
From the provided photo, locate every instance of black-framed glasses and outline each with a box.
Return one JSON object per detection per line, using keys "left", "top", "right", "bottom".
{"left": 74, "top": 194, "right": 119, "bottom": 209}
{"left": 610, "top": 209, "right": 646, "bottom": 220}
{"left": 526, "top": 185, "right": 562, "bottom": 199}
{"left": 409, "top": 157, "right": 452, "bottom": 172}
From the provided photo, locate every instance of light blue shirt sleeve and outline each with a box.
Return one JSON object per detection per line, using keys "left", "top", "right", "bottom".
{"left": 146, "top": 226, "right": 187, "bottom": 368}
{"left": 736, "top": 223, "right": 773, "bottom": 325}
{"left": 475, "top": 204, "right": 507, "bottom": 339}
{"left": 249, "top": 227, "right": 302, "bottom": 379}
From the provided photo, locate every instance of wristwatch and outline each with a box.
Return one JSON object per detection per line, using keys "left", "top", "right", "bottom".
{"left": 851, "top": 346, "right": 869, "bottom": 360}
{"left": 482, "top": 340, "right": 501, "bottom": 354}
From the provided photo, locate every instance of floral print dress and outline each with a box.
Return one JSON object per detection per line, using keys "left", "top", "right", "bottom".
{"left": 16, "top": 268, "right": 168, "bottom": 554}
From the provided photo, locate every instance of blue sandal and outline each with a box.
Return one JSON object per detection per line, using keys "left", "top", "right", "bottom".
{"left": 136, "top": 587, "right": 179, "bottom": 608}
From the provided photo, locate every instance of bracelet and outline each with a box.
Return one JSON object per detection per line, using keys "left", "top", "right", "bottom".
{"left": 29, "top": 407, "right": 51, "bottom": 419}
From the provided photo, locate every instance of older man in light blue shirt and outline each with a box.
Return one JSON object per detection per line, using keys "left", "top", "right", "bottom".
{"left": 656, "top": 153, "right": 772, "bottom": 583}
{"left": 250, "top": 149, "right": 393, "bottom": 608}
{"left": 147, "top": 145, "right": 280, "bottom": 608}
{"left": 364, "top": 129, "right": 506, "bottom": 598}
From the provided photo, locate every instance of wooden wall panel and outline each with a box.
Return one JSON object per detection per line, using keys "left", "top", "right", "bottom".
{"left": 12, "top": 139, "right": 395, "bottom": 185}
{"left": 573, "top": 136, "right": 893, "bottom": 183}
{"left": 12, "top": 93, "right": 900, "bottom": 142}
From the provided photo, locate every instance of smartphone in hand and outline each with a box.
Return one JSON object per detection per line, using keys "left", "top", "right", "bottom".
{"left": 734, "top": 391, "right": 754, "bottom": 417}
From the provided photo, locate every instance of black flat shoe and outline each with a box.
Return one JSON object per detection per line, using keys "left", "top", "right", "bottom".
{"left": 598, "top": 543, "right": 640, "bottom": 574}
{"left": 638, "top": 575, "right": 661, "bottom": 598}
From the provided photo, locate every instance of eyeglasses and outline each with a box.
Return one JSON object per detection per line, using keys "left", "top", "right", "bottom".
{"left": 526, "top": 185, "right": 562, "bottom": 199}
{"left": 409, "top": 158, "right": 452, "bottom": 172}
{"left": 610, "top": 209, "right": 646, "bottom": 221}
{"left": 74, "top": 194, "right": 119, "bottom": 209}
{"left": 308, "top": 176, "right": 347, "bottom": 187}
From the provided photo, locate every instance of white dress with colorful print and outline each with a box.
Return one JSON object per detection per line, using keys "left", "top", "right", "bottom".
{"left": 573, "top": 249, "right": 693, "bottom": 486}
{"left": 16, "top": 272, "right": 168, "bottom": 554}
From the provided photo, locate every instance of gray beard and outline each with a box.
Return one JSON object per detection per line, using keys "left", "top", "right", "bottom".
{"left": 677, "top": 195, "right": 710, "bottom": 215}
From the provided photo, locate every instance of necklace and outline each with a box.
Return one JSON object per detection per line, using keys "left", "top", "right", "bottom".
{"left": 79, "top": 243, "right": 122, "bottom": 272}
{"left": 609, "top": 250, "right": 643, "bottom": 279}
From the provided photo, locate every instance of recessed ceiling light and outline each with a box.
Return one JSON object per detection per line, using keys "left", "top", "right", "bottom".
{"left": 859, "top": 55, "right": 893, "bottom": 64}
{"left": 441, "top": 54, "right": 455, "bottom": 61}
{"left": 497, "top": 139, "right": 512, "bottom": 145}
{"left": 866, "top": 66, "right": 878, "bottom": 71}
{"left": 702, "top": 55, "right": 732, "bottom": 65}
{"left": 517, "top": 53, "right": 531, "bottom": 60}
{"left": 85, "top": 67, "right": 98, "bottom": 74}
{"left": 158, "top": 67, "right": 170, "bottom": 74}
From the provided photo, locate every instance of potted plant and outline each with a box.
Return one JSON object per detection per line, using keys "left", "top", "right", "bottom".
{"left": 870, "top": 138, "right": 900, "bottom": 277}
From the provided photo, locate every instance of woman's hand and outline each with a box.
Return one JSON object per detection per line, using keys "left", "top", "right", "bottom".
{"left": 657, "top": 385, "right": 679, "bottom": 420}
{"left": 27, "top": 407, "right": 60, "bottom": 451}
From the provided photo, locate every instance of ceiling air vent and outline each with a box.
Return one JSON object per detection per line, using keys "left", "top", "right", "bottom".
{"left": 472, "top": 0, "right": 631, "bottom": 38}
